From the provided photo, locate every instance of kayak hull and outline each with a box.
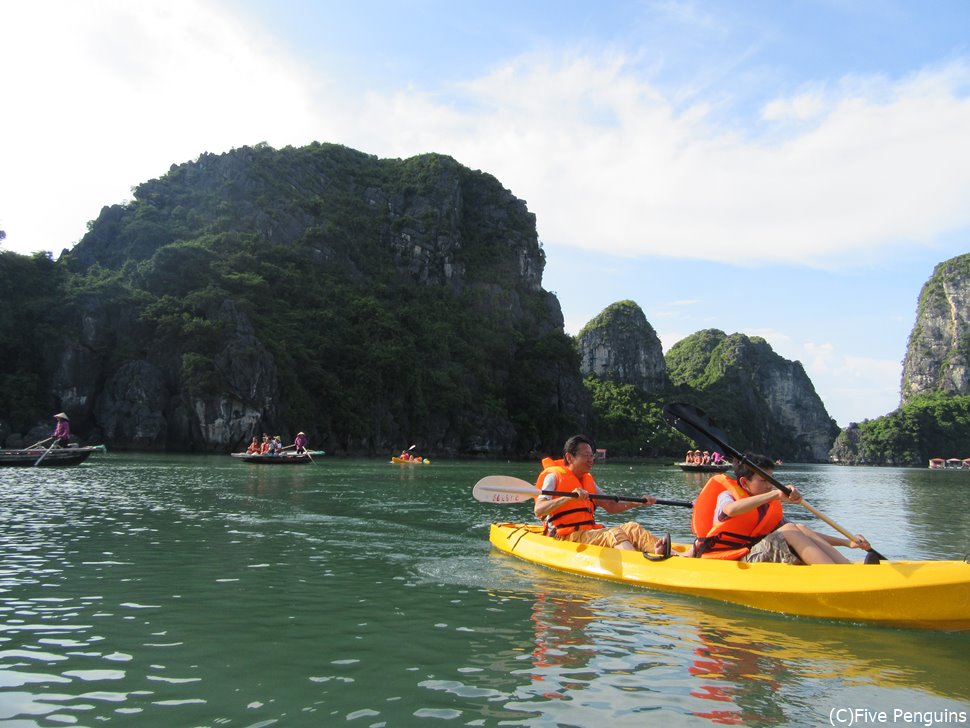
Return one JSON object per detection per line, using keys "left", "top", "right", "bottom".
{"left": 489, "top": 523, "right": 970, "bottom": 630}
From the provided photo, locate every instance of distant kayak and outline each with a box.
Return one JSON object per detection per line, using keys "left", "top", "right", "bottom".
{"left": 489, "top": 523, "right": 970, "bottom": 630}
{"left": 390, "top": 456, "right": 430, "bottom": 465}
{"left": 676, "top": 461, "right": 731, "bottom": 473}
{"left": 231, "top": 451, "right": 324, "bottom": 464}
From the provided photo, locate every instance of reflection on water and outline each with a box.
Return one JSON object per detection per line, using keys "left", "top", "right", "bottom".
{"left": 495, "top": 567, "right": 970, "bottom": 727}
{"left": 0, "top": 456, "right": 968, "bottom": 726}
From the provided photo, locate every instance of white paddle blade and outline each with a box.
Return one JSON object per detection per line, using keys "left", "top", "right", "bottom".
{"left": 472, "top": 475, "right": 538, "bottom": 503}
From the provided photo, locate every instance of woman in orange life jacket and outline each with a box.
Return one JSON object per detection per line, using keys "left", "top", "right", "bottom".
{"left": 534, "top": 435, "right": 672, "bottom": 555}
{"left": 694, "top": 452, "right": 870, "bottom": 564}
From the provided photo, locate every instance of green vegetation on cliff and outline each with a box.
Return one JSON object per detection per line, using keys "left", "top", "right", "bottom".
{"left": 577, "top": 300, "right": 645, "bottom": 338}
{"left": 1, "top": 144, "right": 583, "bottom": 454}
{"left": 583, "top": 376, "right": 692, "bottom": 457}
{"left": 0, "top": 251, "right": 64, "bottom": 427}
{"left": 831, "top": 393, "right": 970, "bottom": 466}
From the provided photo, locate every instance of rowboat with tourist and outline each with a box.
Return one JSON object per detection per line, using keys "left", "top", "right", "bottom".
{"left": 231, "top": 451, "right": 324, "bottom": 464}
{"left": 233, "top": 431, "right": 322, "bottom": 463}
{"left": 679, "top": 447, "right": 730, "bottom": 472}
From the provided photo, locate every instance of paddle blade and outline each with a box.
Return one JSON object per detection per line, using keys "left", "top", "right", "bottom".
{"left": 662, "top": 402, "right": 733, "bottom": 456}
{"left": 472, "top": 476, "right": 538, "bottom": 504}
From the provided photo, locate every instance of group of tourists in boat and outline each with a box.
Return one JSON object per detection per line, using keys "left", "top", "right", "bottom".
{"left": 245, "top": 433, "right": 303, "bottom": 455}
{"left": 677, "top": 448, "right": 731, "bottom": 472}
{"left": 233, "top": 431, "right": 324, "bottom": 464}
{"left": 684, "top": 449, "right": 725, "bottom": 466}
{"left": 534, "top": 435, "right": 870, "bottom": 565}
{"left": 0, "top": 412, "right": 106, "bottom": 467}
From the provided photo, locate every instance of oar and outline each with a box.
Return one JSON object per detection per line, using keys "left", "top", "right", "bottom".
{"left": 473, "top": 475, "right": 693, "bottom": 508}
{"left": 662, "top": 402, "right": 886, "bottom": 563}
{"left": 33, "top": 440, "right": 58, "bottom": 467}
{"left": 27, "top": 436, "right": 53, "bottom": 449}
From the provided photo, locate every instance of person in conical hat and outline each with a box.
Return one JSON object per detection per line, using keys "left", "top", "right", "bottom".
{"left": 52, "top": 412, "right": 71, "bottom": 447}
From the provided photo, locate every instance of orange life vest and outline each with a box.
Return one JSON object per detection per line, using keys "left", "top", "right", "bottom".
{"left": 534, "top": 457, "right": 603, "bottom": 538}
{"left": 691, "top": 473, "right": 783, "bottom": 559}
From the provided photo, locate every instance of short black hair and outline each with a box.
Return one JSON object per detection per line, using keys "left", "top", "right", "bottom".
{"left": 735, "top": 452, "right": 775, "bottom": 481}
{"left": 563, "top": 435, "right": 593, "bottom": 458}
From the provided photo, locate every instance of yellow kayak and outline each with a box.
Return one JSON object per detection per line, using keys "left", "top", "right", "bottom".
{"left": 489, "top": 523, "right": 970, "bottom": 630}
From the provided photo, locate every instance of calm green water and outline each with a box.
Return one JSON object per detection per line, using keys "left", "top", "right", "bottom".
{"left": 1, "top": 455, "right": 968, "bottom": 727}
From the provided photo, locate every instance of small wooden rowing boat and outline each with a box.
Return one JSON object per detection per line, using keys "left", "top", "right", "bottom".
{"left": 0, "top": 445, "right": 106, "bottom": 467}
{"left": 489, "top": 523, "right": 970, "bottom": 630}
{"left": 676, "top": 461, "right": 731, "bottom": 473}
{"left": 231, "top": 451, "right": 324, "bottom": 464}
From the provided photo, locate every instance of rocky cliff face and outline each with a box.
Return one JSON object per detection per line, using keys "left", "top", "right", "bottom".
{"left": 37, "top": 143, "right": 586, "bottom": 454}
{"left": 577, "top": 300, "right": 667, "bottom": 393}
{"left": 900, "top": 253, "right": 970, "bottom": 403}
{"left": 666, "top": 330, "right": 839, "bottom": 461}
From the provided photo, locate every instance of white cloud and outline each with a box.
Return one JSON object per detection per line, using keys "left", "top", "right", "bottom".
{"left": 790, "top": 342, "right": 902, "bottom": 425}
{"left": 347, "top": 53, "right": 970, "bottom": 268}
{"left": 761, "top": 88, "right": 828, "bottom": 121}
{"left": 0, "top": 0, "right": 320, "bottom": 253}
{"left": 3, "top": 3, "right": 970, "bottom": 275}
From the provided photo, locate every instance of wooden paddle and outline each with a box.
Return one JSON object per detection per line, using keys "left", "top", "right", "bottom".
{"left": 27, "top": 436, "right": 53, "bottom": 449}
{"left": 473, "top": 475, "right": 693, "bottom": 507}
{"left": 33, "top": 440, "right": 58, "bottom": 467}
{"left": 662, "top": 402, "right": 886, "bottom": 563}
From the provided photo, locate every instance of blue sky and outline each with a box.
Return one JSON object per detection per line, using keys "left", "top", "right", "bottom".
{"left": 2, "top": 1, "right": 970, "bottom": 427}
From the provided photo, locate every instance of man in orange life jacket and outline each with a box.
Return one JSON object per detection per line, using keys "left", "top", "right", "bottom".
{"left": 693, "top": 452, "right": 870, "bottom": 563}
{"left": 534, "top": 435, "right": 670, "bottom": 555}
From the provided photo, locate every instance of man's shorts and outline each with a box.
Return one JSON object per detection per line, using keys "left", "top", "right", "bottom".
{"left": 742, "top": 530, "right": 801, "bottom": 564}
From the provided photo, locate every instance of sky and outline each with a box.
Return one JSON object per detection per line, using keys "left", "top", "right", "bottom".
{"left": 2, "top": 1, "right": 970, "bottom": 427}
